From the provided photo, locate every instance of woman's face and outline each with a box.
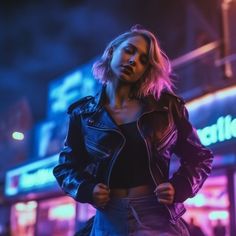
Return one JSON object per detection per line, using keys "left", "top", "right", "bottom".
{"left": 109, "top": 35, "right": 149, "bottom": 83}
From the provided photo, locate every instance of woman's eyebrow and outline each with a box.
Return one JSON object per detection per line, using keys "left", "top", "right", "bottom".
{"left": 126, "top": 43, "right": 148, "bottom": 57}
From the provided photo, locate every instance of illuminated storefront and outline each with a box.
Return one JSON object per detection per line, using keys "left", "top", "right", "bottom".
{"left": 181, "top": 85, "right": 236, "bottom": 236}
{"left": 5, "top": 155, "right": 96, "bottom": 236}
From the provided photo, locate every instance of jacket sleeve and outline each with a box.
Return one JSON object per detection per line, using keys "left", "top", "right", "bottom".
{"left": 169, "top": 102, "right": 214, "bottom": 203}
{"left": 53, "top": 110, "right": 96, "bottom": 204}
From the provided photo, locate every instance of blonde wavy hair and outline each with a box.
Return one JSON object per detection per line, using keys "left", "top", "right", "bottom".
{"left": 92, "top": 25, "right": 174, "bottom": 100}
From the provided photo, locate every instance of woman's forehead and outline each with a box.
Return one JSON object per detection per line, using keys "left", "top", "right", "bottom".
{"left": 120, "top": 35, "right": 149, "bottom": 54}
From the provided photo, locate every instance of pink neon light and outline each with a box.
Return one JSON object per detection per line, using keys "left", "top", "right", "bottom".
{"left": 186, "top": 85, "right": 236, "bottom": 112}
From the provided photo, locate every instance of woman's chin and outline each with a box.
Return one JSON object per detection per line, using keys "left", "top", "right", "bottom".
{"left": 118, "top": 75, "right": 137, "bottom": 84}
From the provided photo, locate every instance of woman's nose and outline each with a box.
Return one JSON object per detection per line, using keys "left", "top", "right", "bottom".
{"left": 129, "top": 59, "right": 135, "bottom": 66}
{"left": 129, "top": 55, "right": 137, "bottom": 66}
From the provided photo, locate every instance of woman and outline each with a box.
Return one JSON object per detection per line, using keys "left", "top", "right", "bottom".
{"left": 53, "top": 25, "right": 213, "bottom": 235}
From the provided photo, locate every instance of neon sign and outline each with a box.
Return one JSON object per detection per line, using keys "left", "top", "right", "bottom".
{"left": 5, "top": 154, "right": 59, "bottom": 196}
{"left": 20, "top": 167, "right": 55, "bottom": 189}
{"left": 48, "top": 62, "right": 98, "bottom": 117}
{"left": 197, "top": 115, "right": 236, "bottom": 146}
{"left": 186, "top": 85, "right": 236, "bottom": 112}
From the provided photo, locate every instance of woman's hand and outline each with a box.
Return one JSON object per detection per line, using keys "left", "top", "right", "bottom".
{"left": 92, "top": 183, "right": 110, "bottom": 208}
{"left": 154, "top": 182, "right": 175, "bottom": 205}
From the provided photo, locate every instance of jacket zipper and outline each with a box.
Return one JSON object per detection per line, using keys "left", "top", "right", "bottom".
{"left": 157, "top": 128, "right": 177, "bottom": 153}
{"left": 86, "top": 142, "right": 110, "bottom": 158}
{"left": 136, "top": 112, "right": 176, "bottom": 223}
{"left": 136, "top": 120, "right": 161, "bottom": 183}
{"left": 85, "top": 125, "right": 126, "bottom": 186}
{"left": 136, "top": 110, "right": 167, "bottom": 179}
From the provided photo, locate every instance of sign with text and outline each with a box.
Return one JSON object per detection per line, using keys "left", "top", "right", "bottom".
{"left": 186, "top": 86, "right": 236, "bottom": 147}
{"left": 5, "top": 154, "right": 59, "bottom": 197}
{"left": 48, "top": 61, "right": 100, "bottom": 118}
{"left": 197, "top": 115, "right": 236, "bottom": 146}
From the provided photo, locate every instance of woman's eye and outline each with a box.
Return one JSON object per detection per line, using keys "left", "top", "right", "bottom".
{"left": 124, "top": 47, "right": 133, "bottom": 54}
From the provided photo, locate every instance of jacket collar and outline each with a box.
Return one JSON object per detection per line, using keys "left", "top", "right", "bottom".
{"left": 84, "top": 85, "right": 169, "bottom": 129}
{"left": 80, "top": 85, "right": 106, "bottom": 114}
{"left": 85, "top": 84, "right": 169, "bottom": 114}
{"left": 141, "top": 95, "right": 169, "bottom": 114}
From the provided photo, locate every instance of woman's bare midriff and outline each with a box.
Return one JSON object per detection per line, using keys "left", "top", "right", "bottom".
{"left": 110, "top": 185, "right": 155, "bottom": 198}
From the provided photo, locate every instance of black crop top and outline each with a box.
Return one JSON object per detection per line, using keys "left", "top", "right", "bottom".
{"left": 109, "top": 121, "right": 153, "bottom": 188}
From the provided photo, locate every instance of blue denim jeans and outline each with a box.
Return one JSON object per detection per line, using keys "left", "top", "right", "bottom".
{"left": 90, "top": 194, "right": 190, "bottom": 236}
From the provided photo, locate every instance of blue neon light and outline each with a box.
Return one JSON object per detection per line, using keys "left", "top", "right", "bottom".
{"left": 5, "top": 154, "right": 59, "bottom": 196}
{"left": 48, "top": 62, "right": 99, "bottom": 117}
{"left": 197, "top": 115, "right": 236, "bottom": 146}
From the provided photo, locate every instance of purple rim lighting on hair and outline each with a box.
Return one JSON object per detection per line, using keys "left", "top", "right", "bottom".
{"left": 130, "top": 24, "right": 145, "bottom": 31}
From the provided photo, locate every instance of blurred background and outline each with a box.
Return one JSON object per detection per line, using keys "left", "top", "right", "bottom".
{"left": 0, "top": 0, "right": 236, "bottom": 235}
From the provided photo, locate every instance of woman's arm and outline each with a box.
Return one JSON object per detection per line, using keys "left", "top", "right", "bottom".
{"left": 53, "top": 110, "right": 96, "bottom": 204}
{"left": 170, "top": 102, "right": 214, "bottom": 203}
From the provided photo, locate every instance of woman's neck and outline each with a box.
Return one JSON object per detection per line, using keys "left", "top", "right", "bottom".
{"left": 105, "top": 81, "right": 134, "bottom": 109}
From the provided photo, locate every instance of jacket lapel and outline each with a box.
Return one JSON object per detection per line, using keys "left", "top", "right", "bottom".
{"left": 85, "top": 86, "right": 119, "bottom": 130}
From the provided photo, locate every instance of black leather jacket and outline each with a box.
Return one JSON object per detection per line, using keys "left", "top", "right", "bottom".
{"left": 53, "top": 86, "right": 213, "bottom": 223}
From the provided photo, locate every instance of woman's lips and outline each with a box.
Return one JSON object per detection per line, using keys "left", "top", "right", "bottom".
{"left": 120, "top": 65, "right": 133, "bottom": 74}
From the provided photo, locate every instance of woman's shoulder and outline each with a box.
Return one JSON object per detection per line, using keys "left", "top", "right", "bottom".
{"left": 160, "top": 91, "right": 185, "bottom": 105}
{"left": 67, "top": 96, "right": 94, "bottom": 114}
{"left": 156, "top": 91, "right": 188, "bottom": 120}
